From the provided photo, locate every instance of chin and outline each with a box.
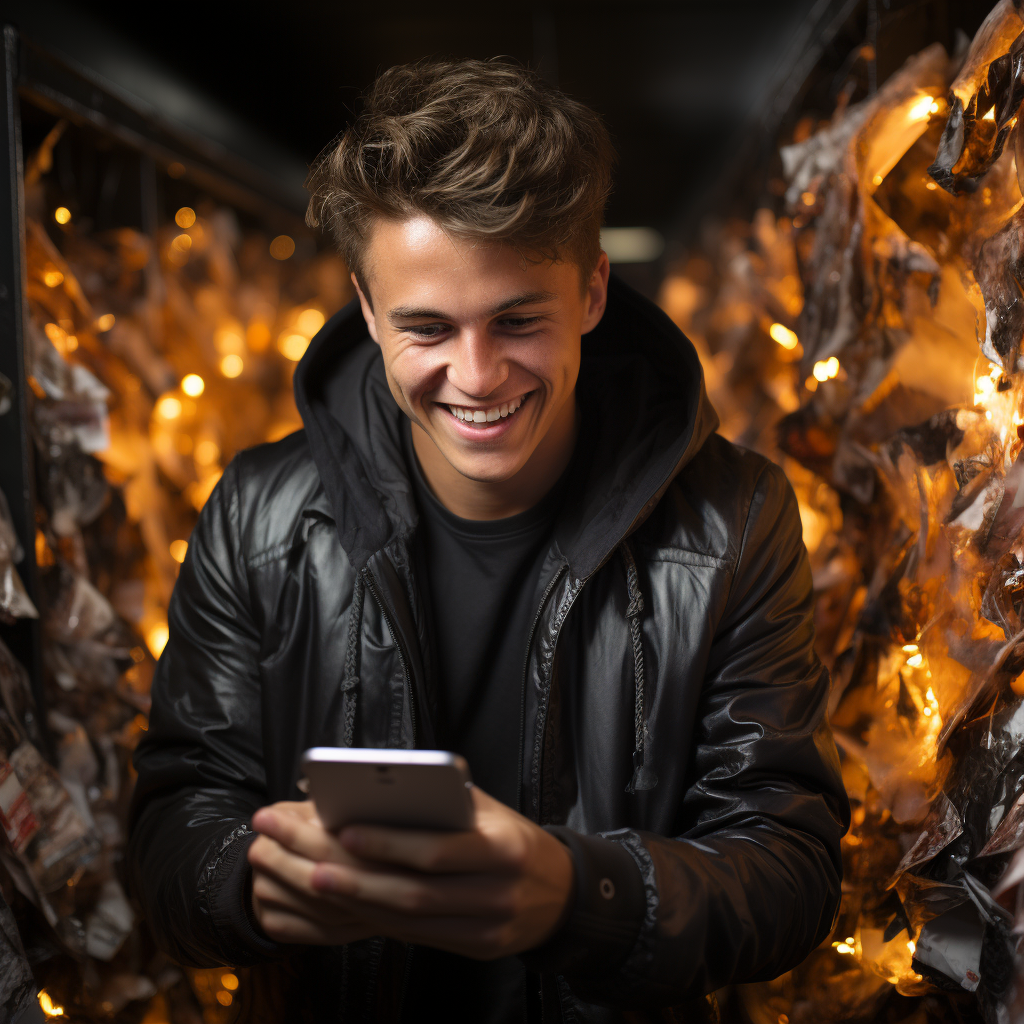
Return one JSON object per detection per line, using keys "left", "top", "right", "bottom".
{"left": 448, "top": 453, "right": 526, "bottom": 484}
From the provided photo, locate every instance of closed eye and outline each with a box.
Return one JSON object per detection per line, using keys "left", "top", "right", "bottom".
{"left": 404, "top": 315, "right": 543, "bottom": 338}
{"left": 497, "top": 316, "right": 543, "bottom": 330}
{"left": 405, "top": 323, "right": 451, "bottom": 338}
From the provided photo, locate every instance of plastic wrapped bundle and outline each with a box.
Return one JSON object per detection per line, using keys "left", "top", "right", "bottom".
{"left": 660, "top": 15, "right": 1024, "bottom": 1022}
{"left": 0, "top": 119, "right": 352, "bottom": 1021}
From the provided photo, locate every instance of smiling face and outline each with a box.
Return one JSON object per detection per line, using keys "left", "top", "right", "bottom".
{"left": 353, "top": 215, "right": 609, "bottom": 519}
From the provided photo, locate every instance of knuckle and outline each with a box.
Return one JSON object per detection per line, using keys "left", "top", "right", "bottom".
{"left": 490, "top": 891, "right": 518, "bottom": 922}
{"left": 402, "top": 887, "right": 430, "bottom": 914}
{"left": 503, "top": 841, "right": 529, "bottom": 874}
{"left": 247, "top": 838, "right": 269, "bottom": 866}
{"left": 415, "top": 847, "right": 445, "bottom": 873}
{"left": 262, "top": 912, "right": 293, "bottom": 941}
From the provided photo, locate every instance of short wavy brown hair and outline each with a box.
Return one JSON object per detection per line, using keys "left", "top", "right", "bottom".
{"left": 305, "top": 59, "right": 615, "bottom": 287}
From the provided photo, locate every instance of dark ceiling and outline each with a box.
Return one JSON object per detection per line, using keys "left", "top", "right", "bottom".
{"left": 1, "top": 0, "right": 999, "bottom": 242}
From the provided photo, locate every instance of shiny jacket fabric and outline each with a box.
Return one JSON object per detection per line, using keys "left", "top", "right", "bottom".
{"left": 127, "top": 277, "right": 849, "bottom": 1021}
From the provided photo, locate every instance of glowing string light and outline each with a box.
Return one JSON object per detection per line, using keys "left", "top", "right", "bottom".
{"left": 220, "top": 354, "right": 244, "bottom": 378}
{"left": 770, "top": 323, "right": 799, "bottom": 349}
{"left": 813, "top": 357, "right": 840, "bottom": 382}
{"left": 181, "top": 374, "right": 205, "bottom": 397}
{"left": 155, "top": 395, "right": 182, "bottom": 420}
{"left": 38, "top": 990, "right": 64, "bottom": 1016}
{"left": 146, "top": 623, "right": 169, "bottom": 659}
{"left": 270, "top": 235, "right": 295, "bottom": 260}
{"left": 278, "top": 333, "right": 310, "bottom": 361}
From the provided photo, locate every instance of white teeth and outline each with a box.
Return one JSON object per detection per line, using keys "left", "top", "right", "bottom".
{"left": 448, "top": 395, "right": 527, "bottom": 424}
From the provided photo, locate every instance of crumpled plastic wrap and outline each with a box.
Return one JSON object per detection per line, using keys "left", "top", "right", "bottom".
{"left": 930, "top": 0, "right": 1024, "bottom": 194}
{"left": 660, "top": 14, "right": 1024, "bottom": 1023}
{"left": 0, "top": 112, "right": 352, "bottom": 1021}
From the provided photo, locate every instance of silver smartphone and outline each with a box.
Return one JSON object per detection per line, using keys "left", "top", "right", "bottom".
{"left": 300, "top": 747, "right": 475, "bottom": 832}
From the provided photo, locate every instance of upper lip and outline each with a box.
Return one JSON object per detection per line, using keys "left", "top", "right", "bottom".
{"left": 438, "top": 392, "right": 530, "bottom": 409}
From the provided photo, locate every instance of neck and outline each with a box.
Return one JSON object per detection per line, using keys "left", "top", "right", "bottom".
{"left": 411, "top": 396, "right": 578, "bottom": 520}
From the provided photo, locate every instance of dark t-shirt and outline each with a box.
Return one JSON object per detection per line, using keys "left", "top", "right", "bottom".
{"left": 401, "top": 424, "right": 568, "bottom": 1022}
{"left": 407, "top": 434, "right": 566, "bottom": 807}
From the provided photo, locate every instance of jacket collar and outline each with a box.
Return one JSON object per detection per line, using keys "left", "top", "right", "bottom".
{"left": 293, "top": 275, "right": 718, "bottom": 576}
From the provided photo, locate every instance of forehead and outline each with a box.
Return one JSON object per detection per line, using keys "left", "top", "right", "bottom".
{"left": 362, "top": 215, "right": 578, "bottom": 307}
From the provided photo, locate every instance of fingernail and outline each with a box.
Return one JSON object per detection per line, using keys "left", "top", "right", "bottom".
{"left": 312, "top": 866, "right": 342, "bottom": 893}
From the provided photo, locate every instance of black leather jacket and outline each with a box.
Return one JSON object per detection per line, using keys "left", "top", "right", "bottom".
{"left": 127, "top": 278, "right": 849, "bottom": 1022}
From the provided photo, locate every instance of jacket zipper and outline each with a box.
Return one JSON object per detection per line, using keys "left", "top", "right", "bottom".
{"left": 516, "top": 564, "right": 568, "bottom": 817}
{"left": 362, "top": 566, "right": 419, "bottom": 745}
{"left": 359, "top": 567, "right": 419, "bottom": 1024}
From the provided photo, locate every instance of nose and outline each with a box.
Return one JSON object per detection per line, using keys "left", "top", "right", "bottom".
{"left": 447, "top": 328, "right": 508, "bottom": 399}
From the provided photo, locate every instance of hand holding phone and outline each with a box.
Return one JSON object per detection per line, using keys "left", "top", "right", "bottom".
{"left": 250, "top": 772, "right": 574, "bottom": 959}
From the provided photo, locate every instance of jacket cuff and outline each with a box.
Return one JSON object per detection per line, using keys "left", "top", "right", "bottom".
{"left": 520, "top": 827, "right": 646, "bottom": 975}
{"left": 207, "top": 826, "right": 282, "bottom": 964}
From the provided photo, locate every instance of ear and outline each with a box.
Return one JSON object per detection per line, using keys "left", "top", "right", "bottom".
{"left": 352, "top": 272, "right": 379, "bottom": 344}
{"left": 581, "top": 251, "right": 610, "bottom": 334}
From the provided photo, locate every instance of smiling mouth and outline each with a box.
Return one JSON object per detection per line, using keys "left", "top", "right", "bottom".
{"left": 446, "top": 393, "right": 530, "bottom": 426}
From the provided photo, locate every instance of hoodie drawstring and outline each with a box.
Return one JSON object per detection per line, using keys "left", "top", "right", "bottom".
{"left": 342, "top": 555, "right": 654, "bottom": 785}
{"left": 622, "top": 542, "right": 658, "bottom": 793}
{"left": 341, "top": 573, "right": 365, "bottom": 747}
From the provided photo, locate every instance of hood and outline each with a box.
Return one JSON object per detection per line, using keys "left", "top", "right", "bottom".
{"left": 293, "top": 274, "right": 719, "bottom": 577}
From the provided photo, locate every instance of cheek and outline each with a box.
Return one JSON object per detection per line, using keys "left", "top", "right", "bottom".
{"left": 521, "top": 335, "right": 580, "bottom": 393}
{"left": 386, "top": 344, "right": 447, "bottom": 407}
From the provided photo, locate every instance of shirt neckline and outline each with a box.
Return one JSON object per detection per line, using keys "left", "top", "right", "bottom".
{"left": 402, "top": 420, "right": 572, "bottom": 541}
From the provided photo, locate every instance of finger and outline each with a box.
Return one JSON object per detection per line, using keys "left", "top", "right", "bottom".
{"left": 310, "top": 862, "right": 514, "bottom": 918}
{"left": 253, "top": 868, "right": 361, "bottom": 921}
{"left": 270, "top": 878, "right": 511, "bottom": 959}
{"left": 252, "top": 808, "right": 356, "bottom": 865}
{"left": 339, "top": 823, "right": 517, "bottom": 874}
{"left": 248, "top": 834, "right": 322, "bottom": 892}
{"left": 468, "top": 785, "right": 502, "bottom": 813}
{"left": 252, "top": 800, "right": 317, "bottom": 828}
{"left": 249, "top": 835, "right": 395, "bottom": 917}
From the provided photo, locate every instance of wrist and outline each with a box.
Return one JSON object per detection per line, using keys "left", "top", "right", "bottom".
{"left": 520, "top": 828, "right": 646, "bottom": 975}
{"left": 537, "top": 830, "right": 576, "bottom": 944}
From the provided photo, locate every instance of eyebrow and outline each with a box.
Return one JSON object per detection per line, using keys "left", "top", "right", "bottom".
{"left": 386, "top": 290, "right": 557, "bottom": 325}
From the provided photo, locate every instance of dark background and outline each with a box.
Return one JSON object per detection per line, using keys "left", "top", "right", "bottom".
{"left": 1, "top": 0, "right": 999, "bottom": 254}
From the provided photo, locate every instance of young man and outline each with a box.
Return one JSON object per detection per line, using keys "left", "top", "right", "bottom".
{"left": 127, "top": 60, "right": 849, "bottom": 1022}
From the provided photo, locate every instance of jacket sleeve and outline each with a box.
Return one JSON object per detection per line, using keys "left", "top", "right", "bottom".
{"left": 126, "top": 458, "right": 279, "bottom": 967}
{"left": 564, "top": 460, "right": 850, "bottom": 1007}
